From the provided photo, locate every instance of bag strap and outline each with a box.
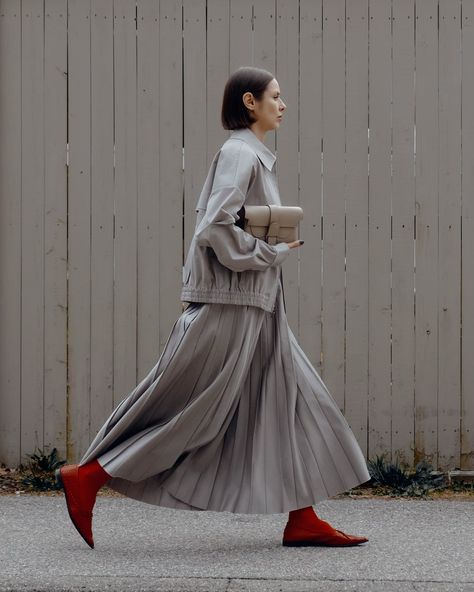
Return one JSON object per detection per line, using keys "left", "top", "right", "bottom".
{"left": 266, "top": 204, "right": 280, "bottom": 245}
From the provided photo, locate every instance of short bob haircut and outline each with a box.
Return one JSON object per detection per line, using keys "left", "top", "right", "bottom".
{"left": 221, "top": 66, "right": 275, "bottom": 130}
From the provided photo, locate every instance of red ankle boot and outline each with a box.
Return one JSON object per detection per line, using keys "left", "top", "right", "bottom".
{"left": 282, "top": 506, "right": 369, "bottom": 547}
{"left": 55, "top": 459, "right": 112, "bottom": 548}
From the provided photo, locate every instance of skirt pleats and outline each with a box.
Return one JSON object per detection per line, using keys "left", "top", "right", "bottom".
{"left": 79, "top": 281, "right": 371, "bottom": 514}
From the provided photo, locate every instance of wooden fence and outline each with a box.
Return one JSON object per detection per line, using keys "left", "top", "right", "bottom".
{"left": 1, "top": 0, "right": 473, "bottom": 471}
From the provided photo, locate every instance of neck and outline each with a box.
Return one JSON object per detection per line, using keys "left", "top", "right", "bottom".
{"left": 248, "top": 123, "right": 267, "bottom": 143}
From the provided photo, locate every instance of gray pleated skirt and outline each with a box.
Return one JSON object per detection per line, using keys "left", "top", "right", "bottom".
{"left": 79, "top": 279, "right": 371, "bottom": 514}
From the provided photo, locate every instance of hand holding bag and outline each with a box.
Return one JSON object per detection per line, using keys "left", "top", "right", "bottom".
{"left": 235, "top": 204, "right": 304, "bottom": 245}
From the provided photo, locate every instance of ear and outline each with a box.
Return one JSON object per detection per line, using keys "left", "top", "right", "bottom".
{"left": 242, "top": 91, "right": 255, "bottom": 111}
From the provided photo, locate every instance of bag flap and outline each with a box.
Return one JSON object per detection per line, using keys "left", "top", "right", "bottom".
{"left": 243, "top": 205, "right": 271, "bottom": 225}
{"left": 244, "top": 205, "right": 304, "bottom": 226}
{"left": 273, "top": 206, "right": 304, "bottom": 223}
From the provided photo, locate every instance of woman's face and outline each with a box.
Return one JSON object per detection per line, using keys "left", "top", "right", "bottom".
{"left": 243, "top": 78, "right": 286, "bottom": 132}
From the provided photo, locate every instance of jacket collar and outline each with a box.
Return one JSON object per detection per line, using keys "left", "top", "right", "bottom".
{"left": 229, "top": 127, "right": 276, "bottom": 172}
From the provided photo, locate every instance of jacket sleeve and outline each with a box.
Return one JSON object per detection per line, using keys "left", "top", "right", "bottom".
{"left": 194, "top": 142, "right": 291, "bottom": 272}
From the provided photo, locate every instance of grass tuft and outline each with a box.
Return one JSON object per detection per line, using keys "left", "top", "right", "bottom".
{"left": 19, "top": 446, "right": 66, "bottom": 492}
{"left": 366, "top": 453, "right": 448, "bottom": 497}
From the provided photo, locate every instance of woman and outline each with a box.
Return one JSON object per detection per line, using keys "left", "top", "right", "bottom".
{"left": 56, "top": 66, "right": 371, "bottom": 549}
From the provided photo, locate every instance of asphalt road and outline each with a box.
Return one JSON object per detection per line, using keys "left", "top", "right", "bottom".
{"left": 1, "top": 495, "right": 473, "bottom": 591}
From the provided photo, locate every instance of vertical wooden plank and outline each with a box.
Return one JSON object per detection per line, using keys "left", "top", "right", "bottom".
{"left": 461, "top": 0, "right": 474, "bottom": 470}
{"left": 229, "top": 0, "right": 253, "bottom": 73}
{"left": 113, "top": 0, "right": 138, "bottom": 407}
{"left": 68, "top": 0, "right": 92, "bottom": 461}
{"left": 275, "top": 0, "right": 299, "bottom": 334}
{"left": 43, "top": 0, "right": 68, "bottom": 458}
{"left": 206, "top": 0, "right": 230, "bottom": 163}
{"left": 0, "top": 0, "right": 21, "bottom": 466}
{"left": 136, "top": 0, "right": 161, "bottom": 377}
{"left": 299, "top": 0, "right": 323, "bottom": 371}
{"left": 391, "top": 0, "right": 416, "bottom": 468}
{"left": 367, "top": 0, "right": 392, "bottom": 460}
{"left": 321, "top": 0, "right": 345, "bottom": 411}
{"left": 414, "top": 0, "right": 439, "bottom": 467}
{"left": 183, "top": 0, "right": 207, "bottom": 254}
{"left": 90, "top": 0, "right": 115, "bottom": 435}
{"left": 253, "top": 0, "right": 276, "bottom": 154}
{"left": 437, "top": 0, "right": 461, "bottom": 470}
{"left": 158, "top": 0, "right": 183, "bottom": 348}
{"left": 345, "top": 0, "right": 369, "bottom": 454}
{"left": 21, "top": 0, "right": 45, "bottom": 461}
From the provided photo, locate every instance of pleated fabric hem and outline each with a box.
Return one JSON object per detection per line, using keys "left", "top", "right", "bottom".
{"left": 103, "top": 469, "right": 370, "bottom": 515}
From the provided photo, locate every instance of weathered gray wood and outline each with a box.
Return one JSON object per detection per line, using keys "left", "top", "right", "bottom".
{"left": 275, "top": 0, "right": 300, "bottom": 334}
{"left": 437, "top": 0, "right": 462, "bottom": 471}
{"left": 230, "top": 0, "right": 252, "bottom": 75}
{"left": 158, "top": 0, "right": 183, "bottom": 351}
{"left": 414, "top": 0, "right": 439, "bottom": 466}
{"left": 20, "top": 0, "right": 47, "bottom": 463}
{"left": 43, "top": 0, "right": 68, "bottom": 461}
{"left": 368, "top": 0, "right": 392, "bottom": 460}
{"left": 89, "top": 0, "right": 115, "bottom": 441}
{"left": 461, "top": 0, "right": 474, "bottom": 470}
{"left": 321, "top": 0, "right": 346, "bottom": 411}
{"left": 298, "top": 0, "right": 323, "bottom": 372}
{"left": 391, "top": 0, "right": 416, "bottom": 468}
{"left": 136, "top": 0, "right": 161, "bottom": 378}
{"left": 206, "top": 0, "right": 230, "bottom": 163}
{"left": 68, "top": 0, "right": 93, "bottom": 461}
{"left": 183, "top": 0, "right": 207, "bottom": 255}
{"left": 113, "top": 0, "right": 139, "bottom": 411}
{"left": 0, "top": 0, "right": 22, "bottom": 467}
{"left": 345, "top": 0, "right": 369, "bottom": 455}
{"left": 253, "top": 0, "right": 277, "bottom": 161}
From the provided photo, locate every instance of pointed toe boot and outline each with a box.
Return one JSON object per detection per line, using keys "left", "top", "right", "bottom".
{"left": 282, "top": 508, "right": 369, "bottom": 547}
{"left": 55, "top": 459, "right": 112, "bottom": 549}
{"left": 282, "top": 524, "right": 369, "bottom": 547}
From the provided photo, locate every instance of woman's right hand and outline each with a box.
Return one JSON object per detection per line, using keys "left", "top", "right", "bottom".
{"left": 287, "top": 240, "right": 304, "bottom": 249}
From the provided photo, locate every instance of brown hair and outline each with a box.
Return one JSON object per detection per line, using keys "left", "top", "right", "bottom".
{"left": 221, "top": 66, "right": 274, "bottom": 130}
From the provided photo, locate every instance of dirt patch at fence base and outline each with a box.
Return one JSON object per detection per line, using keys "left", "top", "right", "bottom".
{"left": 1, "top": 467, "right": 473, "bottom": 500}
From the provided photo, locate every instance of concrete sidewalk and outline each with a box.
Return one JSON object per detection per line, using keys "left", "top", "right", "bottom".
{"left": 1, "top": 495, "right": 473, "bottom": 591}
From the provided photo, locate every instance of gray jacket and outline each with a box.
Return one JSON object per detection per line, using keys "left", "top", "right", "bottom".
{"left": 180, "top": 127, "right": 292, "bottom": 313}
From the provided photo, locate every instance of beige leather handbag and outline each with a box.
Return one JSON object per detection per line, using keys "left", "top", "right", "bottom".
{"left": 236, "top": 204, "right": 304, "bottom": 245}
